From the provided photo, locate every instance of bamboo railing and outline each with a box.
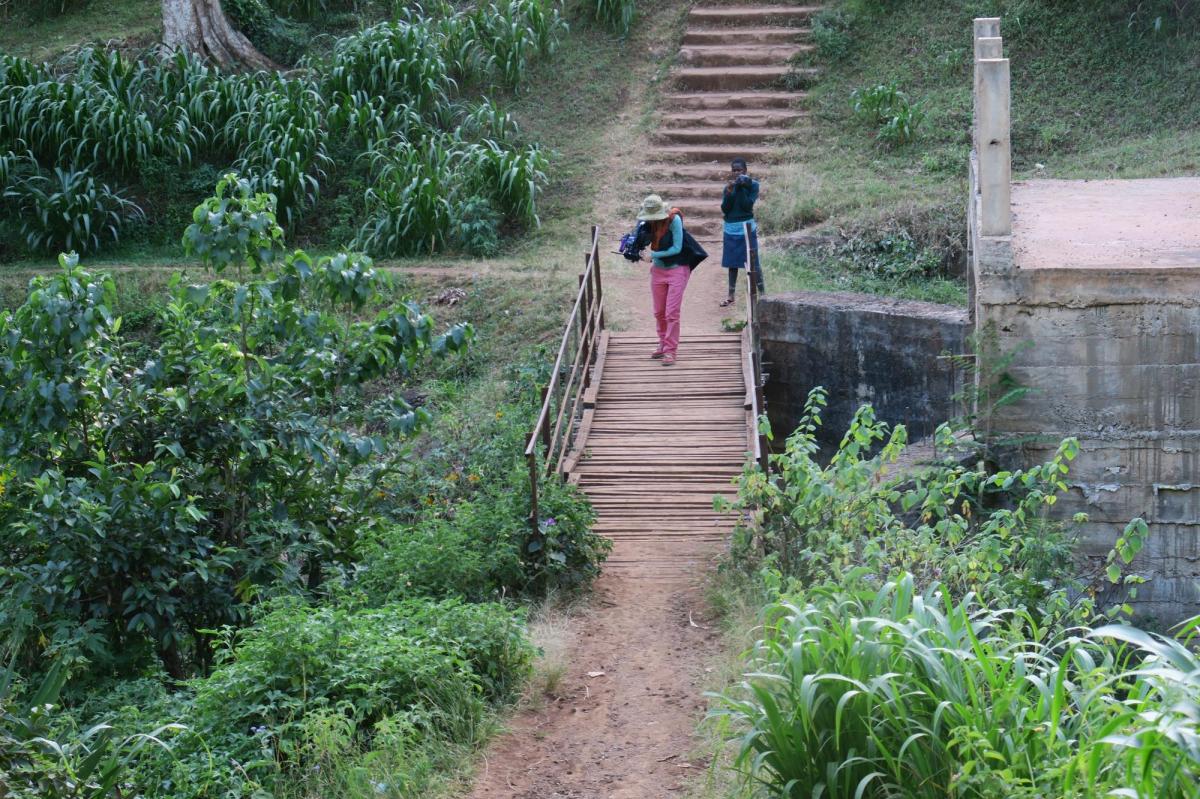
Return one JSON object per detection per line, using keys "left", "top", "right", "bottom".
{"left": 525, "top": 225, "right": 604, "bottom": 539}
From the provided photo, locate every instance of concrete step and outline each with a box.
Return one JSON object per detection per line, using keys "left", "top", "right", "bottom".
{"left": 678, "top": 43, "right": 810, "bottom": 67}
{"left": 639, "top": 181, "right": 725, "bottom": 199}
{"left": 682, "top": 26, "right": 810, "bottom": 45}
{"left": 662, "top": 90, "right": 806, "bottom": 110}
{"left": 674, "top": 65, "right": 802, "bottom": 91}
{"left": 638, "top": 162, "right": 774, "bottom": 181}
{"left": 687, "top": 5, "right": 821, "bottom": 27}
{"left": 654, "top": 126, "right": 792, "bottom": 145}
{"left": 647, "top": 144, "right": 775, "bottom": 163}
{"left": 662, "top": 108, "right": 804, "bottom": 128}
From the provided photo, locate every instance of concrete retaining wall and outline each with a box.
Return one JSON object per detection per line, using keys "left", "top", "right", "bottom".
{"left": 975, "top": 263, "right": 1200, "bottom": 621}
{"left": 758, "top": 292, "right": 969, "bottom": 446}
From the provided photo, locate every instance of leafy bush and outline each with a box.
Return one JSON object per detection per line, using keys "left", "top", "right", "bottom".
{"left": 357, "top": 456, "right": 604, "bottom": 602}
{"left": 0, "top": 181, "right": 471, "bottom": 677}
{"left": 720, "top": 388, "right": 1087, "bottom": 619}
{"left": 713, "top": 574, "right": 1200, "bottom": 799}
{"left": 144, "top": 597, "right": 533, "bottom": 795}
{"left": 0, "top": 661, "right": 182, "bottom": 799}
{"left": 811, "top": 9, "right": 854, "bottom": 61}
{"left": 837, "top": 226, "right": 943, "bottom": 280}
{"left": 452, "top": 194, "right": 502, "bottom": 255}
{"left": 851, "top": 81, "right": 925, "bottom": 146}
{"left": 4, "top": 166, "right": 143, "bottom": 253}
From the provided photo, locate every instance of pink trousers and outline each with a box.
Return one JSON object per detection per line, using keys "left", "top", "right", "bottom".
{"left": 650, "top": 265, "right": 690, "bottom": 355}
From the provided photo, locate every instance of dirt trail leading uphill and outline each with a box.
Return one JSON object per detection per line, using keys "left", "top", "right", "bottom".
{"left": 465, "top": 7, "right": 814, "bottom": 798}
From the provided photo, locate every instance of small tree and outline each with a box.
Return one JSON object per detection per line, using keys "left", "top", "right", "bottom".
{"left": 0, "top": 175, "right": 472, "bottom": 677}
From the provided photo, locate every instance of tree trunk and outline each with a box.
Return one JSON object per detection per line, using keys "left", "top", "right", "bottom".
{"left": 161, "top": 0, "right": 281, "bottom": 71}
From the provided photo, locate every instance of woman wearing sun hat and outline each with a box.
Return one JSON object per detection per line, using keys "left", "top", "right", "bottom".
{"left": 636, "top": 193, "right": 696, "bottom": 366}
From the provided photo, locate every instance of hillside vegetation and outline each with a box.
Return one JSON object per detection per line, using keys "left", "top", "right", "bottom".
{"left": 0, "top": 1, "right": 654, "bottom": 796}
{"left": 763, "top": 0, "right": 1200, "bottom": 305}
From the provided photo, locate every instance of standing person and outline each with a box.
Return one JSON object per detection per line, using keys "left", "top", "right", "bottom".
{"left": 719, "top": 157, "right": 764, "bottom": 307}
{"left": 637, "top": 194, "right": 694, "bottom": 366}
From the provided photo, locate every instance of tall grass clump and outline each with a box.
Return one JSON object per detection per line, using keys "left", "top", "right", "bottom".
{"left": 592, "top": 0, "right": 635, "bottom": 35}
{"left": 713, "top": 575, "right": 1200, "bottom": 798}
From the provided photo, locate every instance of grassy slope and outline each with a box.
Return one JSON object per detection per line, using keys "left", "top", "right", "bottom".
{"left": 763, "top": 0, "right": 1200, "bottom": 306}
{"left": 0, "top": 0, "right": 161, "bottom": 61}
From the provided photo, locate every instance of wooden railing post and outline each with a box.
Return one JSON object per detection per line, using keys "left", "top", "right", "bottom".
{"left": 590, "top": 225, "right": 604, "bottom": 329}
{"left": 743, "top": 221, "right": 769, "bottom": 474}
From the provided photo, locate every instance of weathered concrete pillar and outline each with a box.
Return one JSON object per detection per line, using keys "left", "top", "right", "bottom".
{"left": 975, "top": 36, "right": 1002, "bottom": 61}
{"left": 975, "top": 58, "right": 1011, "bottom": 236}
{"left": 973, "top": 17, "right": 1000, "bottom": 39}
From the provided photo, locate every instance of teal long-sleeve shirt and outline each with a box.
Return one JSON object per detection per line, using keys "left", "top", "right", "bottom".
{"left": 649, "top": 215, "right": 683, "bottom": 268}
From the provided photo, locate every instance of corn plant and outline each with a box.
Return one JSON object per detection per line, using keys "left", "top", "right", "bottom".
{"left": 4, "top": 166, "right": 143, "bottom": 253}
{"left": 0, "top": 1, "right": 564, "bottom": 254}
{"left": 851, "top": 81, "right": 925, "bottom": 147}
{"left": 0, "top": 659, "right": 183, "bottom": 799}
{"left": 467, "top": 138, "right": 547, "bottom": 225}
{"left": 321, "top": 22, "right": 455, "bottom": 113}
{"left": 357, "top": 137, "right": 462, "bottom": 255}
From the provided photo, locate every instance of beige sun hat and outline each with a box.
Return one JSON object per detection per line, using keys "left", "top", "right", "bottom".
{"left": 636, "top": 194, "right": 669, "bottom": 221}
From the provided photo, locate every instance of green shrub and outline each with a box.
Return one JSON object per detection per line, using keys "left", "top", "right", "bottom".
{"left": 851, "top": 81, "right": 925, "bottom": 147}
{"left": 452, "top": 194, "right": 502, "bottom": 255}
{"left": 811, "top": 9, "right": 854, "bottom": 61}
{"left": 354, "top": 515, "right": 518, "bottom": 603}
{"left": 178, "top": 597, "right": 532, "bottom": 788}
{"left": 0, "top": 183, "right": 471, "bottom": 677}
{"left": 4, "top": 166, "right": 143, "bottom": 253}
{"left": 838, "top": 226, "right": 943, "bottom": 280}
{"left": 359, "top": 461, "right": 604, "bottom": 602}
{"left": 0, "top": 661, "right": 182, "bottom": 799}
{"left": 720, "top": 388, "right": 1085, "bottom": 619}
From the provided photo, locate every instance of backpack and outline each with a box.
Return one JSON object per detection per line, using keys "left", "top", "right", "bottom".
{"left": 658, "top": 209, "right": 708, "bottom": 271}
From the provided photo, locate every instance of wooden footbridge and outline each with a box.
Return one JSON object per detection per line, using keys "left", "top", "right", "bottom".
{"left": 527, "top": 228, "right": 767, "bottom": 580}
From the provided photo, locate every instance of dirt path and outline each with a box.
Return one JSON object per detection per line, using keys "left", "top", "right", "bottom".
{"left": 464, "top": 6, "right": 816, "bottom": 798}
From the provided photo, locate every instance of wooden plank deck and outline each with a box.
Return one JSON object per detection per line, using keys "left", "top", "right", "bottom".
{"left": 568, "top": 332, "right": 750, "bottom": 579}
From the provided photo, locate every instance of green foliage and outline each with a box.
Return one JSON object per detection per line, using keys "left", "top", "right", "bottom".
{"left": 191, "top": 597, "right": 531, "bottom": 741}
{"left": 811, "top": 9, "right": 853, "bottom": 61}
{"left": 0, "top": 660, "right": 182, "bottom": 798}
{"left": 837, "top": 225, "right": 942, "bottom": 281}
{"left": 110, "top": 597, "right": 533, "bottom": 798}
{"left": 0, "top": 0, "right": 565, "bottom": 257}
{"left": 452, "top": 194, "right": 502, "bottom": 255}
{"left": 0, "top": 183, "right": 472, "bottom": 677}
{"left": 720, "top": 388, "right": 1087, "bottom": 619}
{"left": 851, "top": 81, "right": 925, "bottom": 147}
{"left": 591, "top": 0, "right": 635, "bottom": 35}
{"left": 713, "top": 574, "right": 1200, "bottom": 799}
{"left": 181, "top": 172, "right": 285, "bottom": 276}
{"left": 4, "top": 166, "right": 143, "bottom": 254}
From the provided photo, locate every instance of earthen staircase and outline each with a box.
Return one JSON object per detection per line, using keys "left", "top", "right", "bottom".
{"left": 640, "top": 4, "right": 819, "bottom": 246}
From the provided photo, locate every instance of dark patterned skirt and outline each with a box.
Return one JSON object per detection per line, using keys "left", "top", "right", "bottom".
{"left": 721, "top": 225, "right": 759, "bottom": 269}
